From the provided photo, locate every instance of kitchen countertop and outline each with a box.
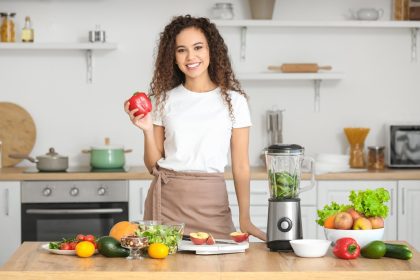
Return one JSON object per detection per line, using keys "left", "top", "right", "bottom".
{"left": 2, "top": 166, "right": 420, "bottom": 181}
{"left": 0, "top": 242, "right": 419, "bottom": 280}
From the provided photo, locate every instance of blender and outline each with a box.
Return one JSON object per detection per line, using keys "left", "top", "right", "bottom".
{"left": 265, "top": 144, "right": 315, "bottom": 251}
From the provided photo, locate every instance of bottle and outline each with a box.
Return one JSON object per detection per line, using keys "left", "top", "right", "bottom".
{"left": 21, "top": 16, "right": 34, "bottom": 42}
{"left": 0, "top": 12, "right": 16, "bottom": 42}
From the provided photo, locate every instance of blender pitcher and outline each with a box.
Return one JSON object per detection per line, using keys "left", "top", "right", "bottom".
{"left": 265, "top": 144, "right": 315, "bottom": 251}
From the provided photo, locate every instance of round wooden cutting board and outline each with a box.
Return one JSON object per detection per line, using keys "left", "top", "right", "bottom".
{"left": 0, "top": 102, "right": 36, "bottom": 167}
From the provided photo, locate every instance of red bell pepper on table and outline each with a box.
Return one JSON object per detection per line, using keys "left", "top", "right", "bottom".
{"left": 333, "top": 237, "right": 361, "bottom": 259}
{"left": 128, "top": 92, "right": 152, "bottom": 117}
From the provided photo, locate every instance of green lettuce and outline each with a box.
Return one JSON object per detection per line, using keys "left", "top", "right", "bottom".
{"left": 349, "top": 188, "right": 390, "bottom": 218}
{"left": 316, "top": 202, "right": 351, "bottom": 226}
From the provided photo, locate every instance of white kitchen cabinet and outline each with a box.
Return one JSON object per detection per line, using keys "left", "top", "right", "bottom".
{"left": 397, "top": 180, "right": 420, "bottom": 251}
{"left": 226, "top": 180, "right": 316, "bottom": 241}
{"left": 0, "top": 182, "right": 21, "bottom": 266}
{"left": 128, "top": 180, "right": 151, "bottom": 222}
{"left": 317, "top": 180, "right": 397, "bottom": 241}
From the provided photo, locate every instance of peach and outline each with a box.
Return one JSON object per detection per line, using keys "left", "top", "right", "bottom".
{"left": 190, "top": 232, "right": 209, "bottom": 245}
{"left": 368, "top": 216, "right": 384, "bottom": 229}
{"left": 206, "top": 234, "right": 215, "bottom": 245}
{"left": 347, "top": 208, "right": 363, "bottom": 221}
{"left": 230, "top": 232, "right": 249, "bottom": 243}
{"left": 334, "top": 212, "right": 353, "bottom": 230}
{"left": 353, "top": 217, "right": 373, "bottom": 230}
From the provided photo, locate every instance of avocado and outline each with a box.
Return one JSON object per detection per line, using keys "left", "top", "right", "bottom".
{"left": 97, "top": 236, "right": 129, "bottom": 258}
{"left": 361, "top": 240, "right": 386, "bottom": 259}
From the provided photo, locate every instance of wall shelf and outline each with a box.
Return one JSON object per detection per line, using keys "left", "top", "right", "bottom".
{"left": 237, "top": 72, "right": 344, "bottom": 112}
{"left": 0, "top": 42, "right": 118, "bottom": 83}
{"left": 214, "top": 20, "right": 420, "bottom": 61}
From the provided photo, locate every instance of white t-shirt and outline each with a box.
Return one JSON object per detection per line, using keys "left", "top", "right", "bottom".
{"left": 153, "top": 84, "right": 252, "bottom": 173}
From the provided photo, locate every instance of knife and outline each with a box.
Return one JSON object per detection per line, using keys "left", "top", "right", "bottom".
{"left": 182, "top": 235, "right": 239, "bottom": 245}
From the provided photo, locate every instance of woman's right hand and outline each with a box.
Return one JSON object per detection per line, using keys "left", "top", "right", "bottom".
{"left": 124, "top": 100, "right": 153, "bottom": 132}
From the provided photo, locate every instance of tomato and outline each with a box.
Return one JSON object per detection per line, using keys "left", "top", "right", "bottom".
{"left": 69, "top": 241, "right": 78, "bottom": 250}
{"left": 76, "top": 234, "right": 86, "bottom": 241}
{"left": 128, "top": 92, "right": 152, "bottom": 117}
{"left": 84, "top": 234, "right": 95, "bottom": 242}
{"left": 60, "top": 242, "right": 71, "bottom": 250}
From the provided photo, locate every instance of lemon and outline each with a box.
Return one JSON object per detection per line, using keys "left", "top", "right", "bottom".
{"left": 148, "top": 243, "right": 169, "bottom": 259}
{"left": 75, "top": 241, "right": 95, "bottom": 258}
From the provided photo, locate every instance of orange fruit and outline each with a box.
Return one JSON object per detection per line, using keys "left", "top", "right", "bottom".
{"left": 324, "top": 214, "right": 337, "bottom": 229}
{"left": 148, "top": 243, "right": 169, "bottom": 259}
{"left": 75, "top": 241, "right": 95, "bottom": 258}
{"left": 109, "top": 221, "right": 138, "bottom": 242}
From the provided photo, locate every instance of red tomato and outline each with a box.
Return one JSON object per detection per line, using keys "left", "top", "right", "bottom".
{"left": 76, "top": 234, "right": 85, "bottom": 241}
{"left": 84, "top": 234, "right": 95, "bottom": 242}
{"left": 128, "top": 92, "right": 152, "bottom": 117}
{"left": 60, "top": 242, "right": 71, "bottom": 250}
{"left": 69, "top": 241, "right": 78, "bottom": 250}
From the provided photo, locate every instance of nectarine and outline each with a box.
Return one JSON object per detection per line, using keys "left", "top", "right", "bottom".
{"left": 230, "top": 232, "right": 249, "bottom": 243}
{"left": 190, "top": 232, "right": 209, "bottom": 245}
{"left": 353, "top": 217, "right": 372, "bottom": 230}
{"left": 368, "top": 216, "right": 384, "bottom": 229}
{"left": 334, "top": 212, "right": 353, "bottom": 230}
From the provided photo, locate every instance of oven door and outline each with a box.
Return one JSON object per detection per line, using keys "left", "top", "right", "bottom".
{"left": 21, "top": 202, "right": 128, "bottom": 241}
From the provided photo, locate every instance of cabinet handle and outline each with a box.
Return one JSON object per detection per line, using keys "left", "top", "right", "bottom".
{"left": 390, "top": 188, "right": 394, "bottom": 216}
{"left": 4, "top": 188, "right": 9, "bottom": 216}
{"left": 402, "top": 187, "right": 405, "bottom": 215}
{"left": 139, "top": 188, "right": 144, "bottom": 215}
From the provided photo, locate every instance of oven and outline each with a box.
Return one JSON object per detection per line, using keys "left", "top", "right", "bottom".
{"left": 21, "top": 180, "right": 128, "bottom": 242}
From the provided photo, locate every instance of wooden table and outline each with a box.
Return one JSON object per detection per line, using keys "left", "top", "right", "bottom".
{"left": 1, "top": 242, "right": 419, "bottom": 280}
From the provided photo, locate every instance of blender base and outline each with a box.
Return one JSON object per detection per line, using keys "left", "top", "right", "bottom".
{"left": 267, "top": 240, "right": 293, "bottom": 251}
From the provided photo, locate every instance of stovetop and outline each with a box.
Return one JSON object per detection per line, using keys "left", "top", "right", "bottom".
{"left": 23, "top": 166, "right": 129, "bottom": 173}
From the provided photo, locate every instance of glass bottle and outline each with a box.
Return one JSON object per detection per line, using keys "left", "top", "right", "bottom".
{"left": 0, "top": 13, "right": 16, "bottom": 42}
{"left": 21, "top": 16, "right": 34, "bottom": 43}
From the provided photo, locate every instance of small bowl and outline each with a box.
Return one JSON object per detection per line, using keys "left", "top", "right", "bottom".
{"left": 324, "top": 228, "right": 384, "bottom": 248}
{"left": 290, "top": 239, "right": 331, "bottom": 258}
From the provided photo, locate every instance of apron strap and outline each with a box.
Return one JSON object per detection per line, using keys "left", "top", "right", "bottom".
{"left": 151, "top": 166, "right": 169, "bottom": 221}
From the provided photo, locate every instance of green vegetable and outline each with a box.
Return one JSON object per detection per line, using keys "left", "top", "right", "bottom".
{"left": 97, "top": 236, "right": 129, "bottom": 258}
{"left": 316, "top": 202, "right": 351, "bottom": 226}
{"left": 48, "top": 237, "right": 75, "bottom": 249}
{"left": 361, "top": 241, "right": 386, "bottom": 259}
{"left": 384, "top": 243, "right": 413, "bottom": 260}
{"left": 135, "top": 224, "right": 183, "bottom": 254}
{"left": 268, "top": 171, "right": 299, "bottom": 199}
{"left": 349, "top": 188, "right": 390, "bottom": 218}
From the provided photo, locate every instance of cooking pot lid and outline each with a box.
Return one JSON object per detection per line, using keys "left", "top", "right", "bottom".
{"left": 91, "top": 145, "right": 124, "bottom": 150}
{"left": 266, "top": 144, "right": 304, "bottom": 155}
{"left": 37, "top": 147, "right": 68, "bottom": 159}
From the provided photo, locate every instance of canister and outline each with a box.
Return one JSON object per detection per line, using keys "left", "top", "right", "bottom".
{"left": 367, "top": 146, "right": 385, "bottom": 170}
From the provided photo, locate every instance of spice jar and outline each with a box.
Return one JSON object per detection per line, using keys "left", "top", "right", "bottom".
{"left": 212, "top": 3, "right": 234, "bottom": 20}
{"left": 1, "top": 13, "right": 16, "bottom": 42}
{"left": 367, "top": 146, "right": 385, "bottom": 171}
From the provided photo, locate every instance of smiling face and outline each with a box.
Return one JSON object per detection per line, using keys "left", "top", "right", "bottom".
{"left": 175, "top": 27, "right": 212, "bottom": 87}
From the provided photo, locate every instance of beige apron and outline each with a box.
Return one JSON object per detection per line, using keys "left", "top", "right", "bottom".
{"left": 143, "top": 166, "right": 236, "bottom": 239}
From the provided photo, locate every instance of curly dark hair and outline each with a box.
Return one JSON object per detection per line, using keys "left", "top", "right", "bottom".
{"left": 149, "top": 15, "right": 247, "bottom": 121}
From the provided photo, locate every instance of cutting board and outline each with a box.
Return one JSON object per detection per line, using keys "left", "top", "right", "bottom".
{"left": 178, "top": 240, "right": 249, "bottom": 255}
{"left": 0, "top": 102, "right": 36, "bottom": 167}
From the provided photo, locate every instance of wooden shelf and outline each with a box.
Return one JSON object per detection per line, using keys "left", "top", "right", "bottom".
{"left": 0, "top": 42, "right": 118, "bottom": 83}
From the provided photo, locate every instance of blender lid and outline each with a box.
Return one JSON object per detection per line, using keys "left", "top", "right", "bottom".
{"left": 266, "top": 144, "right": 304, "bottom": 155}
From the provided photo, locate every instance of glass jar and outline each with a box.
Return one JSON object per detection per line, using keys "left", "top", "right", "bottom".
{"left": 367, "top": 146, "right": 385, "bottom": 171}
{"left": 0, "top": 13, "right": 16, "bottom": 42}
{"left": 349, "top": 143, "right": 365, "bottom": 168}
{"left": 212, "top": 3, "right": 234, "bottom": 20}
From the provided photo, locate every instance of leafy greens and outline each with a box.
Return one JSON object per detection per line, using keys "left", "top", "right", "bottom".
{"left": 349, "top": 187, "right": 390, "bottom": 218}
{"left": 316, "top": 201, "right": 351, "bottom": 226}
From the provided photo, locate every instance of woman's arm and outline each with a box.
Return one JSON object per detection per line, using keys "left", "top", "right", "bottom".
{"left": 124, "top": 101, "right": 164, "bottom": 172}
{"left": 231, "top": 127, "right": 267, "bottom": 241}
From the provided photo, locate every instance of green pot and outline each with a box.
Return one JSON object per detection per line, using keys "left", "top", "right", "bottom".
{"left": 84, "top": 146, "right": 132, "bottom": 169}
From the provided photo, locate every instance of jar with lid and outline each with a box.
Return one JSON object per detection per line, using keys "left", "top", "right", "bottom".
{"left": 1, "top": 12, "right": 16, "bottom": 42}
{"left": 212, "top": 3, "right": 234, "bottom": 20}
{"left": 367, "top": 146, "right": 385, "bottom": 171}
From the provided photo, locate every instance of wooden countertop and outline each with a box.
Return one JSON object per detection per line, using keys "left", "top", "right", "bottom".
{"left": 1, "top": 166, "right": 420, "bottom": 181}
{"left": 0, "top": 242, "right": 419, "bottom": 280}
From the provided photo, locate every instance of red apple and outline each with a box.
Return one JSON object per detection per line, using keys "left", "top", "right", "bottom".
{"left": 190, "top": 232, "right": 209, "bottom": 245}
{"left": 347, "top": 207, "right": 363, "bottom": 221}
{"left": 368, "top": 216, "right": 384, "bottom": 229}
{"left": 230, "top": 232, "right": 249, "bottom": 243}
{"left": 334, "top": 212, "right": 353, "bottom": 230}
{"left": 353, "top": 217, "right": 373, "bottom": 230}
{"left": 206, "top": 234, "right": 215, "bottom": 245}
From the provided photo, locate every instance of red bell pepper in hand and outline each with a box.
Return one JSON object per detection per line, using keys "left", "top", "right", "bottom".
{"left": 128, "top": 92, "right": 152, "bottom": 117}
{"left": 333, "top": 238, "right": 360, "bottom": 259}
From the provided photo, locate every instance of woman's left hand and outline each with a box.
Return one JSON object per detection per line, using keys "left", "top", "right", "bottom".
{"left": 240, "top": 218, "right": 267, "bottom": 241}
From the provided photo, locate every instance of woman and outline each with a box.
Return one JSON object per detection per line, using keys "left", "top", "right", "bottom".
{"left": 125, "top": 15, "right": 265, "bottom": 241}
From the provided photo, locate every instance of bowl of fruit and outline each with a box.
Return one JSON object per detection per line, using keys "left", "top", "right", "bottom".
{"left": 317, "top": 188, "right": 389, "bottom": 248}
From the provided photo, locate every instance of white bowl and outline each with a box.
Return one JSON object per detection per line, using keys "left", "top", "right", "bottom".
{"left": 324, "top": 228, "right": 384, "bottom": 248}
{"left": 289, "top": 239, "right": 332, "bottom": 258}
